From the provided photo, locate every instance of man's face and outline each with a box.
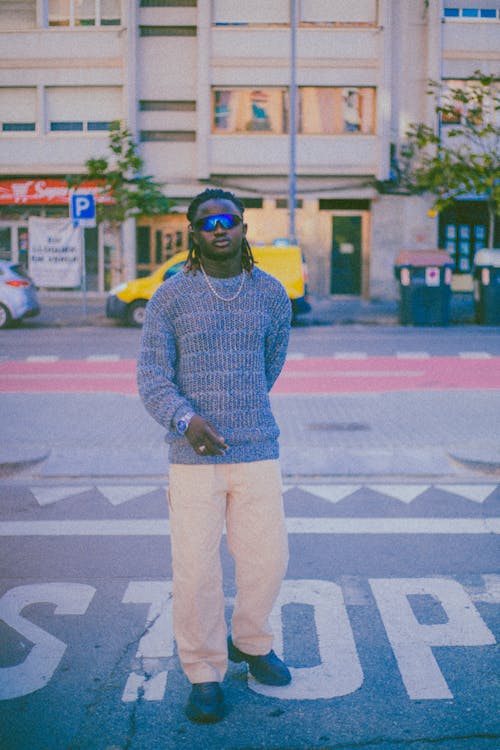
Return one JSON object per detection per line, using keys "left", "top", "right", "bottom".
{"left": 190, "top": 199, "right": 247, "bottom": 264}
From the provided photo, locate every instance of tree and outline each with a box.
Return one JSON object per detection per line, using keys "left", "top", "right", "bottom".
{"left": 389, "top": 72, "right": 500, "bottom": 248}
{"left": 71, "top": 120, "right": 170, "bottom": 280}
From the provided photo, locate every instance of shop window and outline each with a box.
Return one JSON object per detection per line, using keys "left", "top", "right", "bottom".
{"left": 48, "top": 0, "right": 121, "bottom": 27}
{"left": 275, "top": 199, "right": 303, "bottom": 209}
{"left": 299, "top": 87, "right": 375, "bottom": 135}
{"left": 136, "top": 226, "right": 151, "bottom": 265}
{"left": 212, "top": 89, "right": 288, "bottom": 134}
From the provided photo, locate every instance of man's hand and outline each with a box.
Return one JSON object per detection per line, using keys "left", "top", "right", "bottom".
{"left": 186, "top": 414, "right": 228, "bottom": 457}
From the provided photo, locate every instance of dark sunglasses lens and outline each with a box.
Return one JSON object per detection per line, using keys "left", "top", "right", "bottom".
{"left": 197, "top": 214, "right": 241, "bottom": 231}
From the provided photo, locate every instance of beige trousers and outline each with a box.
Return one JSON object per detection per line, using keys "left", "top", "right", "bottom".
{"left": 167, "top": 459, "right": 289, "bottom": 684}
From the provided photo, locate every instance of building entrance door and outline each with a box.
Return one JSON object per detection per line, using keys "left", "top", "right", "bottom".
{"left": 0, "top": 222, "right": 29, "bottom": 265}
{"left": 330, "top": 215, "right": 362, "bottom": 295}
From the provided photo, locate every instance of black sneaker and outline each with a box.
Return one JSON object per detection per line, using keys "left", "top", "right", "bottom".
{"left": 228, "top": 636, "right": 291, "bottom": 686}
{"left": 185, "top": 682, "right": 225, "bottom": 723}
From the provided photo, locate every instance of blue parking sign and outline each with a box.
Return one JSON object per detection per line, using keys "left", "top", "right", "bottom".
{"left": 70, "top": 192, "right": 96, "bottom": 226}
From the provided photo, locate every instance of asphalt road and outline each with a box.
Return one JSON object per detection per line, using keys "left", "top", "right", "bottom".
{"left": 0, "top": 325, "right": 499, "bottom": 750}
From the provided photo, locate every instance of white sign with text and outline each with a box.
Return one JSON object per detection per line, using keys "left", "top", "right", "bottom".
{"left": 28, "top": 217, "right": 82, "bottom": 288}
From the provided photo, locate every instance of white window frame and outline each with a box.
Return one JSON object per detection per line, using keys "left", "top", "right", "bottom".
{"left": 45, "top": 0, "right": 122, "bottom": 28}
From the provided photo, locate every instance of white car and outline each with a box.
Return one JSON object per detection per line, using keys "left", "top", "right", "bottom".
{"left": 0, "top": 260, "right": 40, "bottom": 329}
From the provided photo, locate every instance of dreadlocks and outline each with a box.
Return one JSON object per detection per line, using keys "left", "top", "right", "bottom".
{"left": 185, "top": 188, "right": 255, "bottom": 273}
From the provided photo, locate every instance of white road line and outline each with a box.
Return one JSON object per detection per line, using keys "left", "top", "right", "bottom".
{"left": 458, "top": 352, "right": 492, "bottom": 358}
{"left": 396, "top": 352, "right": 431, "bottom": 359}
{"left": 86, "top": 355, "right": 121, "bottom": 361}
{"left": 0, "top": 518, "right": 499, "bottom": 536}
{"left": 333, "top": 352, "right": 368, "bottom": 359}
{"left": 25, "top": 355, "right": 59, "bottom": 362}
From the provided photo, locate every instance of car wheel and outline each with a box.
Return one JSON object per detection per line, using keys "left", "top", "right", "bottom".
{"left": 0, "top": 303, "right": 12, "bottom": 329}
{"left": 127, "top": 300, "right": 147, "bottom": 327}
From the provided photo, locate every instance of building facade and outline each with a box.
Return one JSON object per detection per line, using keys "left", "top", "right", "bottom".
{"left": 0, "top": 0, "right": 498, "bottom": 296}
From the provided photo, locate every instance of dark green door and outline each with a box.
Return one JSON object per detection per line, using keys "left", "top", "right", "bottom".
{"left": 330, "top": 216, "right": 362, "bottom": 295}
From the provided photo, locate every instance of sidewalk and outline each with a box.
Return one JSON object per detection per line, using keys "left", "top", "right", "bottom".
{"left": 3, "top": 290, "right": 497, "bottom": 480}
{"left": 2, "top": 388, "right": 499, "bottom": 480}
{"left": 31, "top": 290, "right": 477, "bottom": 328}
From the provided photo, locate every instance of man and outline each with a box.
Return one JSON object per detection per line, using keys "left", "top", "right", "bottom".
{"left": 137, "top": 188, "right": 292, "bottom": 723}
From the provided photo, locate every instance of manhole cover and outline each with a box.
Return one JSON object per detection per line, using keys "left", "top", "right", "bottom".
{"left": 308, "top": 422, "right": 370, "bottom": 432}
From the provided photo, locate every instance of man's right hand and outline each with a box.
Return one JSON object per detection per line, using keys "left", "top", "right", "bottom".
{"left": 186, "top": 415, "right": 228, "bottom": 457}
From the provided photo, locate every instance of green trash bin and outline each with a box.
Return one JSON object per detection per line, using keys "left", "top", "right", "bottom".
{"left": 473, "top": 249, "right": 500, "bottom": 325}
{"left": 394, "top": 250, "right": 453, "bottom": 326}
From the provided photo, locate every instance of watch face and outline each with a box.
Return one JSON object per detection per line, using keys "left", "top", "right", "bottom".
{"left": 177, "top": 419, "right": 188, "bottom": 434}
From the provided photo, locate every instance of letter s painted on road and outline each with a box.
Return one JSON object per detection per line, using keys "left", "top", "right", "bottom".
{"left": 0, "top": 583, "right": 96, "bottom": 700}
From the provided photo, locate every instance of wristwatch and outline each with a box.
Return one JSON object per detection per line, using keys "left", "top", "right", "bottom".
{"left": 176, "top": 410, "right": 195, "bottom": 435}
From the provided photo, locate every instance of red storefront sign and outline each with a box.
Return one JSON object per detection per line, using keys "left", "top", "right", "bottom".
{"left": 0, "top": 179, "right": 113, "bottom": 205}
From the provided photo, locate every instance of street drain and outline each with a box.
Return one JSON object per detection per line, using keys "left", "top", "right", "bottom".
{"left": 308, "top": 422, "right": 371, "bottom": 432}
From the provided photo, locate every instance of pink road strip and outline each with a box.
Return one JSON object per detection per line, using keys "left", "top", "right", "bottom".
{"left": 0, "top": 357, "right": 498, "bottom": 395}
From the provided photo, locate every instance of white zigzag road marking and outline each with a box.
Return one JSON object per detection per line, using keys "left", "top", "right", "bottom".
{"left": 31, "top": 486, "right": 93, "bottom": 506}
{"left": 29, "top": 483, "right": 498, "bottom": 508}
{"left": 295, "top": 485, "right": 362, "bottom": 503}
{"left": 435, "top": 484, "right": 497, "bottom": 503}
{"left": 97, "top": 486, "right": 161, "bottom": 506}
{"left": 368, "top": 485, "right": 431, "bottom": 504}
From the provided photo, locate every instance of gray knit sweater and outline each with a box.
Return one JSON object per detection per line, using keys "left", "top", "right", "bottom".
{"left": 137, "top": 266, "right": 291, "bottom": 464}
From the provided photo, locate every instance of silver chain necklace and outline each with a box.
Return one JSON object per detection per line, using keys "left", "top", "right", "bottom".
{"left": 200, "top": 263, "right": 246, "bottom": 302}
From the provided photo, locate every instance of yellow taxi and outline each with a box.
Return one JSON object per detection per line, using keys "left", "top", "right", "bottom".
{"left": 106, "top": 242, "right": 310, "bottom": 326}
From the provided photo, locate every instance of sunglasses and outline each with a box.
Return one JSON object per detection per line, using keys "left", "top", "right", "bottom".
{"left": 194, "top": 213, "right": 242, "bottom": 232}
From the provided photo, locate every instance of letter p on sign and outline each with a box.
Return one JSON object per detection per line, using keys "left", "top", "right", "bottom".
{"left": 70, "top": 192, "right": 96, "bottom": 227}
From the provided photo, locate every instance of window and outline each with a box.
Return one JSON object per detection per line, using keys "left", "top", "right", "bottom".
{"left": 140, "top": 100, "right": 196, "bottom": 111}
{"left": 443, "top": 6, "right": 499, "bottom": 20}
{"left": 139, "top": 25, "right": 197, "bottom": 35}
{"left": 48, "top": 0, "right": 121, "bottom": 27}
{"left": 46, "top": 86, "right": 121, "bottom": 133}
{"left": 0, "top": 0, "right": 36, "bottom": 30}
{"left": 0, "top": 88, "right": 37, "bottom": 134}
{"left": 212, "top": 89, "right": 288, "bottom": 134}
{"left": 141, "top": 1, "right": 196, "bottom": 6}
{"left": 213, "top": 0, "right": 288, "bottom": 24}
{"left": 140, "top": 131, "right": 196, "bottom": 141}
{"left": 299, "top": 88, "right": 375, "bottom": 135}
{"left": 441, "top": 80, "right": 500, "bottom": 127}
{"left": 300, "top": 0, "right": 377, "bottom": 25}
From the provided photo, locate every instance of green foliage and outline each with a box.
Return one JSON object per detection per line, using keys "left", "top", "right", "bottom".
{"left": 72, "top": 120, "right": 170, "bottom": 223}
{"left": 391, "top": 72, "right": 500, "bottom": 245}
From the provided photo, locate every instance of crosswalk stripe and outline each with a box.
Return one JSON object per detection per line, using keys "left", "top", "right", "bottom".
{"left": 86, "top": 355, "right": 121, "bottom": 361}
{"left": 396, "top": 352, "right": 430, "bottom": 359}
{"left": 334, "top": 352, "right": 368, "bottom": 359}
{"left": 458, "top": 352, "right": 492, "bottom": 358}
{"left": 25, "top": 355, "right": 59, "bottom": 362}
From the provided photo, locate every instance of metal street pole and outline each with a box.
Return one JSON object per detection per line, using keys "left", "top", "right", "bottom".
{"left": 288, "top": 0, "right": 297, "bottom": 244}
